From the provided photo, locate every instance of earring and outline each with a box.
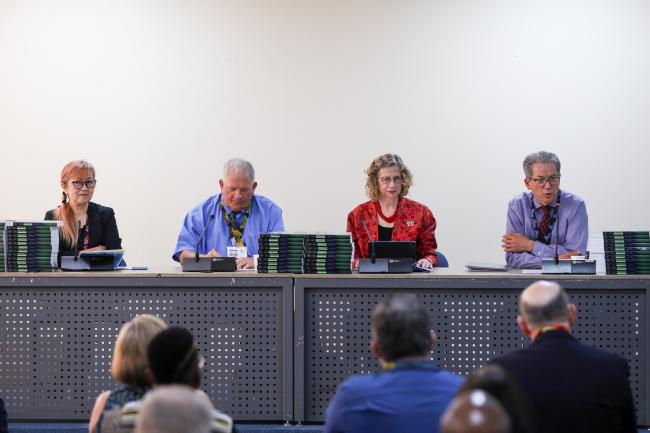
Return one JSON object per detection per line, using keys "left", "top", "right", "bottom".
{"left": 61, "top": 191, "right": 68, "bottom": 204}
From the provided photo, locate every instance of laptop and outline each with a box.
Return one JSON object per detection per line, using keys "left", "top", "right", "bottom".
{"left": 368, "top": 241, "right": 417, "bottom": 260}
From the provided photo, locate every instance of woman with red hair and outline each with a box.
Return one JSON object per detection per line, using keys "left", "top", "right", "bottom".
{"left": 45, "top": 160, "right": 123, "bottom": 265}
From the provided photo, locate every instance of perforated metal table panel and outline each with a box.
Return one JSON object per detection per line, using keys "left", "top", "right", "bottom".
{"left": 294, "top": 274, "right": 649, "bottom": 425}
{"left": 0, "top": 272, "right": 294, "bottom": 422}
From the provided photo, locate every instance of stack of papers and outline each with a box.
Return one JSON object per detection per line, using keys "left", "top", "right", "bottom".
{"left": 603, "top": 231, "right": 650, "bottom": 275}
{"left": 465, "top": 262, "right": 508, "bottom": 272}
{"left": 302, "top": 234, "right": 353, "bottom": 274}
{"left": 257, "top": 233, "right": 305, "bottom": 273}
{"left": 4, "top": 221, "right": 62, "bottom": 272}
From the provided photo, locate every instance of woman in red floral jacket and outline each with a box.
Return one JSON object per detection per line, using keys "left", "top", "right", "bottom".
{"left": 346, "top": 154, "right": 438, "bottom": 269}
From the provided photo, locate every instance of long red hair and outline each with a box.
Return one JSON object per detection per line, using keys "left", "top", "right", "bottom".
{"left": 55, "top": 160, "right": 96, "bottom": 247}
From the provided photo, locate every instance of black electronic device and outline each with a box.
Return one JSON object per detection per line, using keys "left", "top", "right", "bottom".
{"left": 182, "top": 256, "right": 237, "bottom": 272}
{"left": 358, "top": 240, "right": 416, "bottom": 274}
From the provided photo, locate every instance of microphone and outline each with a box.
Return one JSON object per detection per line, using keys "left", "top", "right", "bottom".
{"left": 195, "top": 214, "right": 215, "bottom": 262}
{"left": 361, "top": 217, "right": 376, "bottom": 264}
{"left": 554, "top": 201, "right": 561, "bottom": 265}
{"left": 73, "top": 220, "right": 81, "bottom": 262}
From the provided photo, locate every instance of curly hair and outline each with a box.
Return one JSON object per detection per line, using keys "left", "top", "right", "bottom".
{"left": 364, "top": 154, "right": 413, "bottom": 201}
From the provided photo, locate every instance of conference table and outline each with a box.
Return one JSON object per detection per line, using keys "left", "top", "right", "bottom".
{"left": 0, "top": 269, "right": 647, "bottom": 424}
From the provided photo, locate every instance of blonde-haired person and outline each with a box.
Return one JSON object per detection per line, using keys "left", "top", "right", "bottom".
{"left": 346, "top": 154, "right": 439, "bottom": 269}
{"left": 88, "top": 315, "right": 168, "bottom": 433}
{"left": 45, "top": 160, "right": 123, "bottom": 266}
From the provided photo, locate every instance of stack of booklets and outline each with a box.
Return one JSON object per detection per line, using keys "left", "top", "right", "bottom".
{"left": 3, "top": 220, "right": 62, "bottom": 272}
{"left": 302, "top": 234, "right": 353, "bottom": 274}
{"left": 0, "top": 222, "right": 5, "bottom": 272}
{"left": 257, "top": 233, "right": 305, "bottom": 273}
{"left": 603, "top": 231, "right": 650, "bottom": 275}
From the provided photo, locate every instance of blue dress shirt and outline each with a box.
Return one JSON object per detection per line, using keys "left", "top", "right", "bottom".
{"left": 172, "top": 193, "right": 284, "bottom": 262}
{"left": 506, "top": 190, "right": 588, "bottom": 269}
{"left": 324, "top": 359, "right": 463, "bottom": 433}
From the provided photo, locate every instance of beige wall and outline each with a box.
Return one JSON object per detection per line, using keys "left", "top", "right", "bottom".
{"left": 1, "top": 0, "right": 649, "bottom": 268}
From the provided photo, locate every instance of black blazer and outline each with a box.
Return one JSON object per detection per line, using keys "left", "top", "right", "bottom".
{"left": 490, "top": 330, "right": 636, "bottom": 433}
{"left": 45, "top": 202, "right": 122, "bottom": 263}
{"left": 0, "top": 397, "right": 7, "bottom": 433}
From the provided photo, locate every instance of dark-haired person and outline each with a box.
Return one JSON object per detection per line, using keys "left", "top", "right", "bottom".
{"left": 502, "top": 151, "right": 588, "bottom": 269}
{"left": 45, "top": 160, "right": 123, "bottom": 266}
{"left": 441, "top": 390, "right": 511, "bottom": 433}
{"left": 102, "top": 327, "right": 236, "bottom": 433}
{"left": 490, "top": 281, "right": 637, "bottom": 433}
{"left": 323, "top": 294, "right": 462, "bottom": 433}
{"left": 346, "top": 154, "right": 439, "bottom": 269}
{"left": 459, "top": 365, "right": 537, "bottom": 433}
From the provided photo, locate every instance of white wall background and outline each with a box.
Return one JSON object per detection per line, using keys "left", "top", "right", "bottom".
{"left": 1, "top": 0, "right": 649, "bottom": 269}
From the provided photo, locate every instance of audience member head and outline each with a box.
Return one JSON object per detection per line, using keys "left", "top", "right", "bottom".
{"left": 365, "top": 153, "right": 413, "bottom": 201}
{"left": 370, "top": 294, "right": 436, "bottom": 365}
{"left": 441, "top": 390, "right": 511, "bottom": 433}
{"left": 517, "top": 280, "right": 576, "bottom": 338}
{"left": 460, "top": 365, "right": 537, "bottom": 433}
{"left": 148, "top": 327, "right": 203, "bottom": 388}
{"left": 111, "top": 315, "right": 167, "bottom": 387}
{"left": 134, "top": 385, "right": 212, "bottom": 433}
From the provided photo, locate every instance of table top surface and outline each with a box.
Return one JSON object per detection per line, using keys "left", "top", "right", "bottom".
{"left": 0, "top": 267, "right": 648, "bottom": 279}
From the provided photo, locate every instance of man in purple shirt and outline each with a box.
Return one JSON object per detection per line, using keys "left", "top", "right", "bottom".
{"left": 502, "top": 151, "right": 588, "bottom": 269}
{"left": 173, "top": 158, "right": 284, "bottom": 269}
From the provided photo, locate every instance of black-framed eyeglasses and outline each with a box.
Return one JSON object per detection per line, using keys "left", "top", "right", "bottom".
{"left": 378, "top": 176, "right": 402, "bottom": 185}
{"left": 70, "top": 179, "right": 97, "bottom": 189}
{"left": 528, "top": 175, "right": 560, "bottom": 186}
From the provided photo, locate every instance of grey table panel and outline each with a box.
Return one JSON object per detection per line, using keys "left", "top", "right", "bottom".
{"left": 0, "top": 276, "right": 293, "bottom": 422}
{"left": 294, "top": 277, "right": 648, "bottom": 425}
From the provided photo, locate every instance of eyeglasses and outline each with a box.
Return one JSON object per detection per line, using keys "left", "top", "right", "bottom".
{"left": 378, "top": 176, "right": 402, "bottom": 185}
{"left": 528, "top": 175, "right": 560, "bottom": 186}
{"left": 70, "top": 179, "right": 97, "bottom": 189}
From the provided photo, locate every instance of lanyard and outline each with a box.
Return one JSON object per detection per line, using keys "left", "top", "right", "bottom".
{"left": 530, "top": 323, "right": 571, "bottom": 342}
{"left": 529, "top": 191, "right": 560, "bottom": 245}
{"left": 220, "top": 200, "right": 252, "bottom": 247}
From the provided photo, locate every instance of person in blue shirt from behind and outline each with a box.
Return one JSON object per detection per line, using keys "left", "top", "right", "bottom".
{"left": 173, "top": 158, "right": 284, "bottom": 269}
{"left": 324, "top": 294, "right": 463, "bottom": 433}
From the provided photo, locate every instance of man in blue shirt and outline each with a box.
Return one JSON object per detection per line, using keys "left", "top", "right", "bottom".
{"left": 324, "top": 294, "right": 463, "bottom": 433}
{"left": 502, "top": 150, "right": 588, "bottom": 269}
{"left": 173, "top": 158, "right": 284, "bottom": 269}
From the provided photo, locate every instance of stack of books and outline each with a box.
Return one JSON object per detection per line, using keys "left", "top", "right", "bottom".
{"left": 0, "top": 222, "right": 5, "bottom": 272}
{"left": 302, "top": 234, "right": 353, "bottom": 274}
{"left": 3, "top": 221, "right": 62, "bottom": 272}
{"left": 603, "top": 231, "right": 650, "bottom": 275}
{"left": 257, "top": 233, "right": 305, "bottom": 273}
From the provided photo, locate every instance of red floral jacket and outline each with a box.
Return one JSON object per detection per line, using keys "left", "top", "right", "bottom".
{"left": 346, "top": 197, "right": 438, "bottom": 266}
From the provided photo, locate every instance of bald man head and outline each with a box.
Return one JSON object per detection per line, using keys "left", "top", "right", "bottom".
{"left": 517, "top": 280, "right": 576, "bottom": 337}
{"left": 440, "top": 390, "right": 511, "bottom": 433}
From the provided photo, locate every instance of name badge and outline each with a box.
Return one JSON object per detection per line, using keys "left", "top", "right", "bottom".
{"left": 227, "top": 246, "right": 248, "bottom": 258}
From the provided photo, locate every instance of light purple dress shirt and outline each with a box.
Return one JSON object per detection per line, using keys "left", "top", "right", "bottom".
{"left": 505, "top": 190, "right": 588, "bottom": 269}
{"left": 172, "top": 193, "right": 284, "bottom": 262}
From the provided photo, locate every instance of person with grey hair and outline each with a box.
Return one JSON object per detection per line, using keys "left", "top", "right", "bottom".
{"left": 323, "top": 294, "right": 463, "bottom": 433}
{"left": 440, "top": 390, "right": 511, "bottom": 433}
{"left": 501, "top": 151, "right": 588, "bottom": 269}
{"left": 134, "top": 386, "right": 212, "bottom": 433}
{"left": 173, "top": 157, "right": 284, "bottom": 269}
{"left": 490, "top": 280, "right": 637, "bottom": 433}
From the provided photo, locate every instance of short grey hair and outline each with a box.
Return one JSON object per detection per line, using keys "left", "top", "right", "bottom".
{"left": 520, "top": 284, "right": 571, "bottom": 326}
{"left": 523, "top": 151, "right": 561, "bottom": 178}
{"left": 223, "top": 158, "right": 255, "bottom": 181}
{"left": 135, "top": 385, "right": 212, "bottom": 433}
